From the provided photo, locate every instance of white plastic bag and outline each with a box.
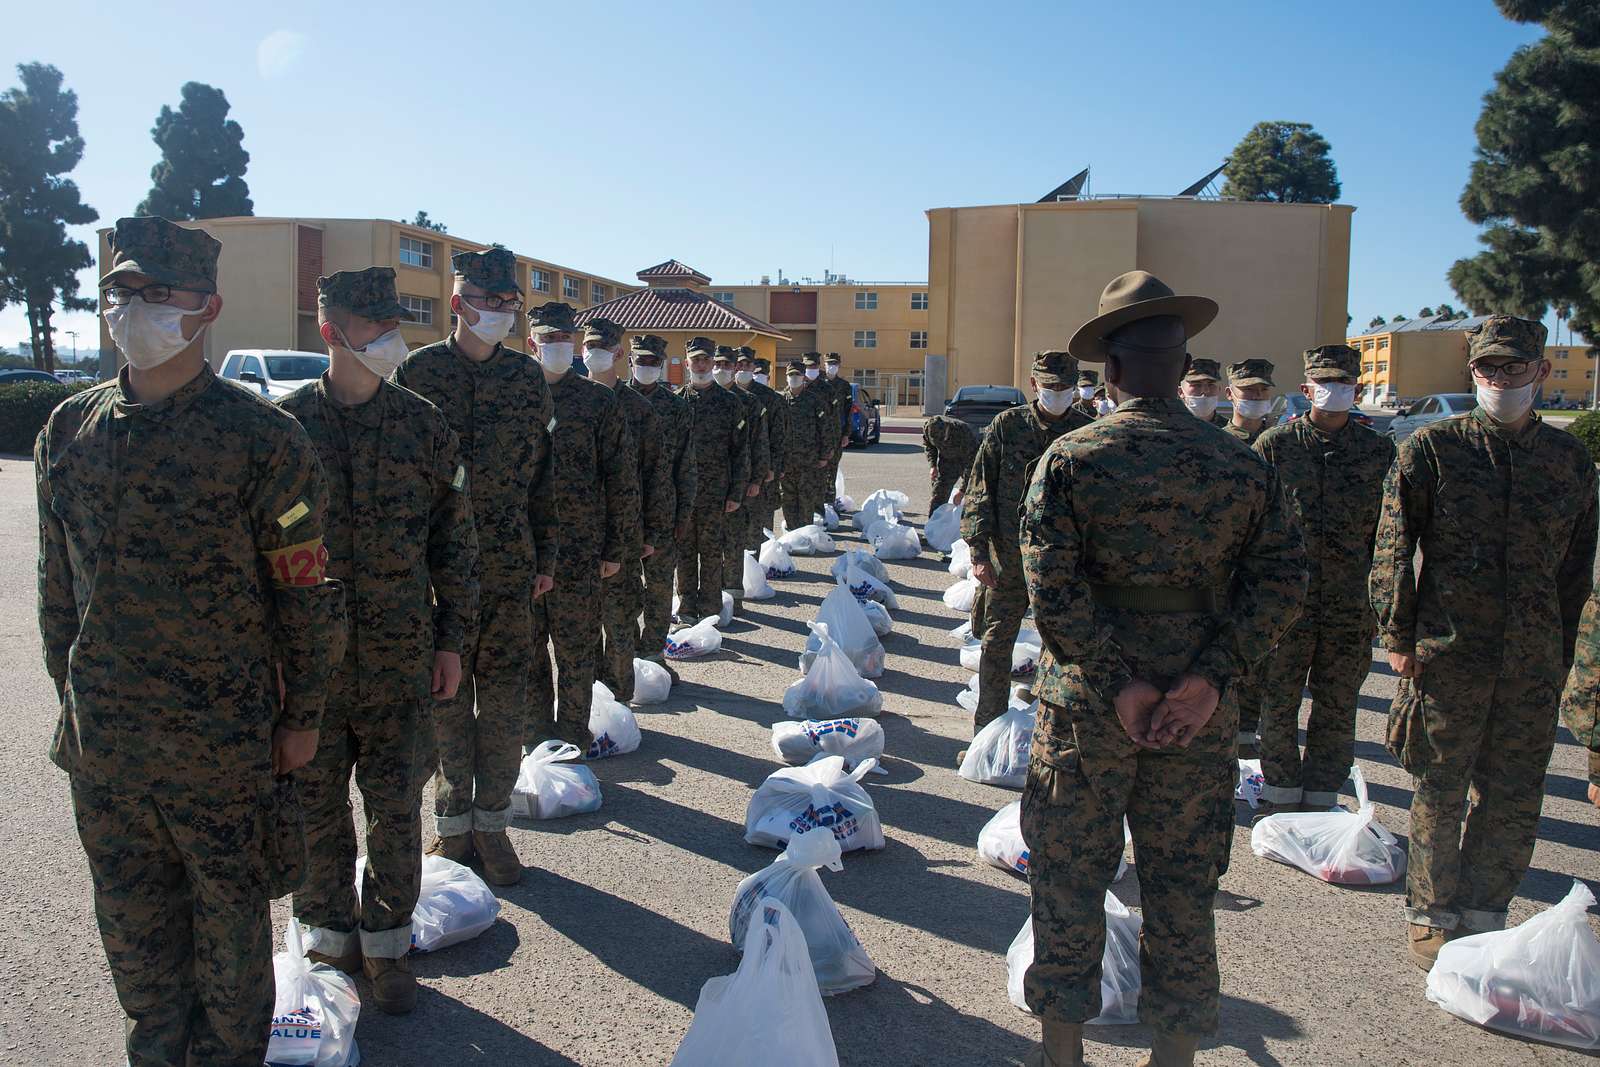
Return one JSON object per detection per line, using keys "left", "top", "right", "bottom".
{"left": 944, "top": 575, "right": 979, "bottom": 614}
{"left": 958, "top": 703, "right": 1035, "bottom": 788}
{"left": 665, "top": 616, "right": 723, "bottom": 660}
{"left": 948, "top": 618, "right": 973, "bottom": 641}
{"left": 858, "top": 489, "right": 909, "bottom": 516}
{"left": 267, "top": 919, "right": 361, "bottom": 1066}
{"left": 842, "top": 560, "right": 900, "bottom": 611}
{"left": 1250, "top": 765, "right": 1405, "bottom": 885}
{"left": 511, "top": 741, "right": 603, "bottom": 820}
{"left": 728, "top": 829, "right": 876, "bottom": 996}
{"left": 745, "top": 754, "right": 885, "bottom": 853}
{"left": 959, "top": 638, "right": 983, "bottom": 672}
{"left": 870, "top": 521, "right": 921, "bottom": 560}
{"left": 830, "top": 549, "right": 888, "bottom": 585}
{"left": 771, "top": 718, "right": 887, "bottom": 773}
{"left": 800, "top": 586, "right": 886, "bottom": 678}
{"left": 834, "top": 468, "right": 850, "bottom": 511}
{"left": 742, "top": 550, "right": 775, "bottom": 600}
{"left": 1007, "top": 894, "right": 1141, "bottom": 1025}
{"left": 956, "top": 687, "right": 979, "bottom": 714}
{"left": 409, "top": 855, "right": 500, "bottom": 953}
{"left": 1235, "top": 758, "right": 1264, "bottom": 809}
{"left": 858, "top": 599, "right": 892, "bottom": 638}
{"left": 760, "top": 531, "right": 797, "bottom": 579}
{"left": 785, "top": 624, "right": 883, "bottom": 720}
{"left": 948, "top": 539, "right": 973, "bottom": 579}
{"left": 670, "top": 898, "right": 840, "bottom": 1067}
{"left": 586, "top": 681, "right": 641, "bottom": 759}
{"left": 779, "top": 524, "right": 835, "bottom": 555}
{"left": 1012, "top": 627, "right": 1042, "bottom": 676}
{"left": 924, "top": 502, "right": 962, "bottom": 554}
{"left": 861, "top": 517, "right": 897, "bottom": 543}
{"left": 978, "top": 802, "right": 1129, "bottom": 882}
{"left": 812, "top": 504, "right": 841, "bottom": 530}
{"left": 1425, "top": 880, "right": 1600, "bottom": 1050}
{"left": 719, "top": 590, "right": 734, "bottom": 627}
{"left": 632, "top": 658, "right": 672, "bottom": 704}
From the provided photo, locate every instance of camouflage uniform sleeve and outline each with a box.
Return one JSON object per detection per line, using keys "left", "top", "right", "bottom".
{"left": 34, "top": 423, "right": 73, "bottom": 696}
{"left": 727, "top": 396, "right": 751, "bottom": 507}
{"left": 427, "top": 417, "right": 479, "bottom": 656}
{"left": 600, "top": 395, "right": 642, "bottom": 564}
{"left": 749, "top": 396, "right": 770, "bottom": 485}
{"left": 769, "top": 395, "right": 788, "bottom": 477}
{"left": 638, "top": 406, "right": 672, "bottom": 546}
{"left": 1558, "top": 591, "right": 1600, "bottom": 784}
{"left": 1020, "top": 446, "right": 1135, "bottom": 698}
{"left": 922, "top": 420, "right": 939, "bottom": 465}
{"left": 959, "top": 419, "right": 1002, "bottom": 559}
{"left": 1557, "top": 462, "right": 1598, "bottom": 668}
{"left": 1369, "top": 437, "right": 1433, "bottom": 656}
{"left": 674, "top": 406, "right": 698, "bottom": 525}
{"left": 529, "top": 383, "right": 559, "bottom": 575}
{"left": 252, "top": 423, "right": 346, "bottom": 732}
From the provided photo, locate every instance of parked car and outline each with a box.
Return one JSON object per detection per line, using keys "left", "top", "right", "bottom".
{"left": 1386, "top": 393, "right": 1477, "bottom": 442}
{"left": 0, "top": 369, "right": 65, "bottom": 385}
{"left": 54, "top": 370, "right": 95, "bottom": 384}
{"left": 220, "top": 349, "right": 329, "bottom": 401}
{"left": 944, "top": 385, "right": 1027, "bottom": 433}
{"left": 1277, "top": 393, "right": 1374, "bottom": 428}
{"left": 847, "top": 383, "right": 882, "bottom": 447}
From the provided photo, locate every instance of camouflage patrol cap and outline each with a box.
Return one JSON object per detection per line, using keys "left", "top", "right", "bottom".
{"left": 686, "top": 336, "right": 717, "bottom": 357}
{"left": 1030, "top": 350, "right": 1079, "bottom": 387}
{"left": 1303, "top": 344, "right": 1360, "bottom": 380}
{"left": 451, "top": 247, "right": 518, "bottom": 293}
{"left": 736, "top": 345, "right": 757, "bottom": 361}
{"left": 1077, "top": 369, "right": 1099, "bottom": 387}
{"left": 529, "top": 301, "right": 577, "bottom": 335}
{"left": 101, "top": 216, "right": 222, "bottom": 290}
{"left": 317, "top": 267, "right": 413, "bottom": 321}
{"left": 583, "top": 317, "right": 623, "bottom": 348}
{"left": 1184, "top": 358, "right": 1223, "bottom": 383}
{"left": 1228, "top": 358, "right": 1275, "bottom": 388}
{"left": 714, "top": 345, "right": 737, "bottom": 363}
{"left": 787, "top": 359, "right": 806, "bottom": 374}
{"left": 630, "top": 334, "right": 668, "bottom": 361}
{"left": 802, "top": 351, "right": 822, "bottom": 367}
{"left": 1467, "top": 314, "right": 1548, "bottom": 363}
{"left": 825, "top": 352, "right": 842, "bottom": 363}
{"left": 754, "top": 357, "right": 771, "bottom": 373}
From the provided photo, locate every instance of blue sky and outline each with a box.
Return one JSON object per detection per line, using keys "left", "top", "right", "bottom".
{"left": 3, "top": 0, "right": 1569, "bottom": 357}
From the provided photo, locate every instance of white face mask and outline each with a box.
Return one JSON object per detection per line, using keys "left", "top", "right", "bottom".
{"left": 462, "top": 305, "right": 514, "bottom": 345}
{"left": 1477, "top": 381, "right": 1537, "bottom": 423}
{"left": 582, "top": 347, "right": 615, "bottom": 374}
{"left": 734, "top": 370, "right": 754, "bottom": 386}
{"left": 345, "top": 327, "right": 409, "bottom": 378}
{"left": 786, "top": 375, "right": 803, "bottom": 390}
{"left": 1235, "top": 398, "right": 1273, "bottom": 419}
{"left": 689, "top": 369, "right": 713, "bottom": 387}
{"left": 1078, "top": 385, "right": 1095, "bottom": 400}
{"left": 1095, "top": 398, "right": 1116, "bottom": 415}
{"left": 1310, "top": 382, "right": 1356, "bottom": 413}
{"left": 538, "top": 340, "right": 574, "bottom": 375}
{"left": 105, "top": 299, "right": 208, "bottom": 370}
{"left": 631, "top": 363, "right": 662, "bottom": 385}
{"left": 824, "top": 363, "right": 839, "bottom": 378}
{"left": 1036, "top": 387, "right": 1073, "bottom": 416}
{"left": 713, "top": 368, "right": 734, "bottom": 387}
{"left": 1183, "top": 394, "right": 1219, "bottom": 418}
{"left": 754, "top": 373, "right": 769, "bottom": 386}
{"left": 804, "top": 367, "right": 820, "bottom": 381}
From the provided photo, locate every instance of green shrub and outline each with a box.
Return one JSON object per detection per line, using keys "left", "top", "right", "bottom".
{"left": 1567, "top": 410, "right": 1600, "bottom": 465}
{"left": 0, "top": 381, "right": 92, "bottom": 455}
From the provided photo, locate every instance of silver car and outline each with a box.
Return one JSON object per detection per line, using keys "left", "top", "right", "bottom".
{"left": 1386, "top": 392, "right": 1477, "bottom": 442}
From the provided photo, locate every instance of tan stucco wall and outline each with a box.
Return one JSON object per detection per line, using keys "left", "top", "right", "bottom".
{"left": 715, "top": 283, "right": 930, "bottom": 375}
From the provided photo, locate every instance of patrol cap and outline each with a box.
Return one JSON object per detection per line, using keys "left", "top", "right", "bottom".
{"left": 1030, "top": 350, "right": 1078, "bottom": 387}
{"left": 529, "top": 301, "right": 577, "bottom": 335}
{"left": 802, "top": 351, "right": 822, "bottom": 367}
{"left": 451, "top": 247, "right": 518, "bottom": 293}
{"left": 1303, "top": 344, "right": 1360, "bottom": 380}
{"left": 1077, "top": 369, "right": 1099, "bottom": 387}
{"left": 754, "top": 357, "right": 771, "bottom": 373}
{"left": 1228, "top": 358, "right": 1275, "bottom": 388}
{"left": 686, "top": 336, "right": 716, "bottom": 357}
{"left": 317, "top": 267, "right": 413, "bottom": 321}
{"left": 101, "top": 216, "right": 221, "bottom": 290}
{"left": 630, "top": 334, "right": 667, "bottom": 361}
{"left": 1467, "top": 314, "right": 1547, "bottom": 363}
{"left": 583, "top": 317, "right": 623, "bottom": 349}
{"left": 1184, "top": 358, "right": 1222, "bottom": 383}
{"left": 786, "top": 358, "right": 806, "bottom": 374}
{"left": 825, "top": 352, "right": 841, "bottom": 363}
{"left": 714, "top": 345, "right": 738, "bottom": 364}
{"left": 736, "top": 345, "right": 757, "bottom": 361}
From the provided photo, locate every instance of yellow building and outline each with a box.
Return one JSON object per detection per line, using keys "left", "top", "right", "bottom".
{"left": 1346, "top": 316, "right": 1479, "bottom": 404}
{"left": 926, "top": 197, "right": 1355, "bottom": 409}
{"left": 95, "top": 216, "right": 634, "bottom": 372}
{"left": 1544, "top": 342, "right": 1599, "bottom": 405}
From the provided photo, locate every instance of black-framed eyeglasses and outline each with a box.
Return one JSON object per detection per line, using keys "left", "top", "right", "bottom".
{"left": 1471, "top": 359, "right": 1541, "bottom": 381}
{"left": 103, "top": 283, "right": 213, "bottom": 306}
{"left": 463, "top": 293, "right": 524, "bottom": 312}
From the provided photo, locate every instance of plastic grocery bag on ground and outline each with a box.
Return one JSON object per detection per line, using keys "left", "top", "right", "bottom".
{"left": 771, "top": 718, "right": 887, "bottom": 773}
{"left": 409, "top": 855, "right": 500, "bottom": 953}
{"left": 858, "top": 488, "right": 909, "bottom": 515}
{"left": 745, "top": 754, "right": 885, "bottom": 853}
{"left": 948, "top": 539, "right": 973, "bottom": 578}
{"left": 978, "top": 802, "right": 1129, "bottom": 882}
{"left": 268, "top": 919, "right": 361, "bottom": 1066}
{"left": 1235, "top": 758, "right": 1264, "bottom": 809}
{"left": 743, "top": 550, "right": 775, "bottom": 600}
{"left": 1012, "top": 627, "right": 1042, "bottom": 676}
{"left": 665, "top": 616, "right": 723, "bottom": 660}
{"left": 785, "top": 624, "right": 884, "bottom": 720}
{"left": 958, "top": 704, "right": 1035, "bottom": 788}
{"left": 780, "top": 524, "right": 835, "bottom": 555}
{"left": 945, "top": 575, "right": 979, "bottom": 614}
{"left": 1425, "top": 880, "right": 1600, "bottom": 1050}
{"left": 728, "top": 828, "right": 877, "bottom": 996}
{"left": 924, "top": 503, "right": 962, "bottom": 554}
{"left": 812, "top": 504, "right": 841, "bottom": 530}
{"left": 948, "top": 618, "right": 973, "bottom": 641}
{"left": 956, "top": 687, "right": 979, "bottom": 715}
{"left": 852, "top": 496, "right": 898, "bottom": 532}
{"left": 830, "top": 549, "right": 889, "bottom": 585}
{"left": 1250, "top": 765, "right": 1404, "bottom": 885}
{"left": 1007, "top": 893, "right": 1141, "bottom": 1025}
{"left": 800, "top": 586, "right": 886, "bottom": 678}
{"left": 718, "top": 591, "right": 734, "bottom": 627}
{"left": 511, "top": 742, "right": 603, "bottom": 820}
{"left": 631, "top": 658, "right": 672, "bottom": 704}
{"left": 834, "top": 468, "right": 851, "bottom": 511}
{"left": 870, "top": 521, "right": 921, "bottom": 560}
{"left": 842, "top": 559, "right": 900, "bottom": 611}
{"left": 760, "top": 530, "right": 797, "bottom": 579}
{"left": 586, "top": 681, "right": 641, "bottom": 759}
{"left": 959, "top": 638, "right": 983, "bottom": 672}
{"left": 858, "top": 599, "right": 892, "bottom": 637}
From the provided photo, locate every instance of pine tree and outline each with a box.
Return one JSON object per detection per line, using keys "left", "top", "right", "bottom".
{"left": 137, "top": 82, "right": 252, "bottom": 220}
{"left": 1221, "top": 121, "right": 1341, "bottom": 204}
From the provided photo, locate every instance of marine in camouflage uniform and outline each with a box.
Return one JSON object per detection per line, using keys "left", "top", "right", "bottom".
{"left": 740, "top": 350, "right": 788, "bottom": 548}
{"left": 393, "top": 247, "right": 557, "bottom": 881}
{"left": 1220, "top": 358, "right": 1277, "bottom": 752}
{"left": 525, "top": 302, "right": 639, "bottom": 751}
{"left": 1071, "top": 369, "right": 1100, "bottom": 422}
{"left": 626, "top": 335, "right": 697, "bottom": 665}
{"left": 1178, "top": 358, "right": 1229, "bottom": 428}
{"left": 821, "top": 352, "right": 852, "bottom": 506}
{"left": 1557, "top": 591, "right": 1600, "bottom": 805}
{"left": 281, "top": 268, "right": 479, "bottom": 1011}
{"left": 1371, "top": 315, "right": 1597, "bottom": 966}
{"left": 1253, "top": 345, "right": 1392, "bottom": 814}
{"left": 781, "top": 355, "right": 832, "bottom": 530}
{"left": 1019, "top": 272, "right": 1306, "bottom": 1067}
{"left": 716, "top": 346, "right": 767, "bottom": 607}
{"left": 960, "top": 351, "right": 1092, "bottom": 736}
{"left": 921, "top": 413, "right": 978, "bottom": 514}
{"left": 37, "top": 217, "right": 347, "bottom": 1067}
{"left": 676, "top": 336, "right": 751, "bottom": 618}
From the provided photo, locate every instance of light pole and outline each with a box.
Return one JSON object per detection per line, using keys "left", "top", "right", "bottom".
{"left": 65, "top": 330, "right": 79, "bottom": 365}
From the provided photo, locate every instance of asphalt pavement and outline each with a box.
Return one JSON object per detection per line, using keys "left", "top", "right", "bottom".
{"left": 0, "top": 438, "right": 1595, "bottom": 1067}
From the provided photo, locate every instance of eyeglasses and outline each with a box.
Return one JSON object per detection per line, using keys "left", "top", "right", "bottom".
{"left": 1471, "top": 359, "right": 1541, "bottom": 382}
{"left": 103, "top": 283, "right": 213, "bottom": 306}
{"left": 464, "top": 293, "right": 524, "bottom": 312}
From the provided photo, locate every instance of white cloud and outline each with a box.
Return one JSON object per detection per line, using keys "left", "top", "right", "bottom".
{"left": 257, "top": 30, "right": 307, "bottom": 80}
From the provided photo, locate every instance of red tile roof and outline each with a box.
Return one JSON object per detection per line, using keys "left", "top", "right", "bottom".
{"left": 636, "top": 259, "right": 711, "bottom": 285}
{"left": 574, "top": 287, "right": 788, "bottom": 339}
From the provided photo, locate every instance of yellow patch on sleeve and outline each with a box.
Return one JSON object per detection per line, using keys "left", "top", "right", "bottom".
{"left": 450, "top": 464, "right": 466, "bottom": 492}
{"left": 276, "top": 500, "right": 310, "bottom": 530}
{"left": 263, "top": 537, "right": 328, "bottom": 587}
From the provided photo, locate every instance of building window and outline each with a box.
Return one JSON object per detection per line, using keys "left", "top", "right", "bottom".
{"left": 1555, "top": 368, "right": 1568, "bottom": 379}
{"left": 1377, "top": 338, "right": 1389, "bottom": 349}
{"left": 1555, "top": 349, "right": 1568, "bottom": 360}
{"left": 398, "top": 236, "right": 434, "bottom": 269}
{"left": 1376, "top": 361, "right": 1388, "bottom": 372}
{"left": 399, "top": 295, "right": 434, "bottom": 325}
{"left": 714, "top": 291, "right": 735, "bottom": 305}
{"left": 592, "top": 282, "right": 607, "bottom": 305}
{"left": 911, "top": 291, "right": 928, "bottom": 311}
{"left": 1363, "top": 362, "right": 1375, "bottom": 374}
{"left": 855, "top": 291, "right": 878, "bottom": 310}
{"left": 853, "top": 330, "right": 877, "bottom": 348}
{"left": 530, "top": 269, "right": 550, "bottom": 293}
{"left": 563, "top": 276, "right": 581, "bottom": 300}
{"left": 1363, "top": 339, "right": 1374, "bottom": 350}
{"left": 910, "top": 330, "right": 928, "bottom": 349}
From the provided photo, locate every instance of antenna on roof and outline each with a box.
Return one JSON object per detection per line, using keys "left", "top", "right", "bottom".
{"left": 1038, "top": 168, "right": 1090, "bottom": 203}
{"left": 1177, "top": 162, "right": 1228, "bottom": 198}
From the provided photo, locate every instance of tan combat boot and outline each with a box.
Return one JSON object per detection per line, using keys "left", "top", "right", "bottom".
{"left": 363, "top": 953, "right": 417, "bottom": 1014}
{"left": 425, "top": 833, "right": 474, "bottom": 864}
{"left": 305, "top": 939, "right": 360, "bottom": 975}
{"left": 1136, "top": 1031, "right": 1199, "bottom": 1067}
{"left": 473, "top": 828, "right": 522, "bottom": 886}
{"left": 1408, "top": 922, "right": 1449, "bottom": 971}
{"left": 1023, "top": 1019, "right": 1085, "bottom": 1066}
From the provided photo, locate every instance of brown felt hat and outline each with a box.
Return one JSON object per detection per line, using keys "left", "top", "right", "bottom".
{"left": 1067, "top": 271, "right": 1218, "bottom": 364}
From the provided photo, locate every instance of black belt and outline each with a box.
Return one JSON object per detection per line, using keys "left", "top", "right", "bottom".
{"left": 1091, "top": 583, "right": 1219, "bottom": 613}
